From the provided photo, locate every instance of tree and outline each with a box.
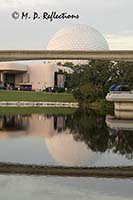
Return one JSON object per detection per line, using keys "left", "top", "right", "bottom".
{"left": 112, "top": 62, "right": 133, "bottom": 89}
{"left": 64, "top": 60, "right": 115, "bottom": 103}
{"left": 73, "top": 83, "right": 97, "bottom": 104}
{"left": 59, "top": 60, "right": 133, "bottom": 105}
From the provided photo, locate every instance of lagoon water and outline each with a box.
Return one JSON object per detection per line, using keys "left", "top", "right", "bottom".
{"left": 0, "top": 175, "right": 133, "bottom": 200}
{"left": 0, "top": 108, "right": 133, "bottom": 199}
{"left": 0, "top": 109, "right": 132, "bottom": 167}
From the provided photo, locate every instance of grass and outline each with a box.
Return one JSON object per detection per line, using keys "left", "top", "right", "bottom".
{"left": 0, "top": 90, "right": 76, "bottom": 102}
{"left": 0, "top": 107, "right": 77, "bottom": 115}
{"left": 0, "top": 91, "right": 113, "bottom": 114}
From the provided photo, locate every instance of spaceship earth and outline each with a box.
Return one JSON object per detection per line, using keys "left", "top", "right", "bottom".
{"left": 47, "top": 24, "right": 109, "bottom": 51}
{"left": 47, "top": 24, "right": 109, "bottom": 64}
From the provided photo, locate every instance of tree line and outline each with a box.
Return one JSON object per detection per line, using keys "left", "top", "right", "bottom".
{"left": 59, "top": 60, "right": 133, "bottom": 104}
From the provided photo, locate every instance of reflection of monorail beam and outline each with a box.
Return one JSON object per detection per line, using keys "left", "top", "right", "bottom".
{"left": 106, "top": 115, "right": 133, "bottom": 131}
{"left": 0, "top": 162, "right": 133, "bottom": 178}
{"left": 0, "top": 50, "right": 133, "bottom": 62}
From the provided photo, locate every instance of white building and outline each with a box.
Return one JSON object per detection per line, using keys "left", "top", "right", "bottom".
{"left": 0, "top": 62, "right": 72, "bottom": 90}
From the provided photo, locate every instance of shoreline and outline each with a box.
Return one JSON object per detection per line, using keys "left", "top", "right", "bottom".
{"left": 0, "top": 163, "right": 133, "bottom": 178}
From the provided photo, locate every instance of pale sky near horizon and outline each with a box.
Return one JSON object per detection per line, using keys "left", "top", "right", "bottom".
{"left": 0, "top": 0, "right": 133, "bottom": 50}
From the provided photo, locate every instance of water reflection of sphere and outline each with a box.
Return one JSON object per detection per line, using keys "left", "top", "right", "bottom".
{"left": 45, "top": 132, "right": 101, "bottom": 166}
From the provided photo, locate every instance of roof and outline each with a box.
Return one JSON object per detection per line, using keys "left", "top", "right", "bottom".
{"left": 0, "top": 62, "right": 28, "bottom": 72}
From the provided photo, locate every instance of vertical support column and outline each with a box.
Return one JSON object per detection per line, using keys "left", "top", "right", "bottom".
{"left": 0, "top": 73, "right": 4, "bottom": 86}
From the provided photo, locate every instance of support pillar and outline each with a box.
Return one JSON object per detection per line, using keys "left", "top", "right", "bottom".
{"left": 0, "top": 73, "right": 4, "bottom": 86}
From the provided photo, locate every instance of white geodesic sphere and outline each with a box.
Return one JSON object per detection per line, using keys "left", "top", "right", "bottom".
{"left": 47, "top": 24, "right": 109, "bottom": 64}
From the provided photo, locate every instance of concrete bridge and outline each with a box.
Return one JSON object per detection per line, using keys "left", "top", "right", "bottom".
{"left": 106, "top": 92, "right": 133, "bottom": 119}
{"left": 0, "top": 50, "right": 133, "bottom": 62}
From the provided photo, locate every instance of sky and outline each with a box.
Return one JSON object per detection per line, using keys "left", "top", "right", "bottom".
{"left": 0, "top": 0, "right": 133, "bottom": 50}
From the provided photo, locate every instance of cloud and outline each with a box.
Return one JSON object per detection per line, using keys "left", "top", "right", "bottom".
{"left": 0, "top": 0, "right": 51, "bottom": 7}
{"left": 106, "top": 33, "right": 133, "bottom": 50}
